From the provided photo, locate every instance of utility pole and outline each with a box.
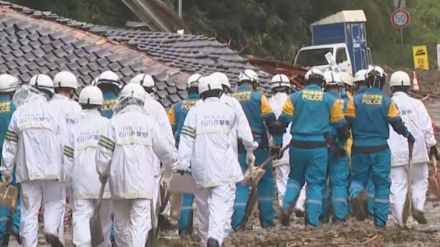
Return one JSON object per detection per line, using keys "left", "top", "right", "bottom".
{"left": 178, "top": 0, "right": 182, "bottom": 18}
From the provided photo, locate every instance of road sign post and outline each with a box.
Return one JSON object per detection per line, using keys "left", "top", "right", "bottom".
{"left": 391, "top": 8, "right": 411, "bottom": 48}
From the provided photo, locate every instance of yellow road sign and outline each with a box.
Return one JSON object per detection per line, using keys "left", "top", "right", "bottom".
{"left": 412, "top": 45, "right": 429, "bottom": 70}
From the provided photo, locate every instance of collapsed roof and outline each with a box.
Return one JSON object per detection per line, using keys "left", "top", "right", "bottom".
{"left": 0, "top": 1, "right": 269, "bottom": 108}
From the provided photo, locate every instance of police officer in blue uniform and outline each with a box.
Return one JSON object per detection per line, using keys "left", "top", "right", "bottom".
{"left": 231, "top": 69, "right": 283, "bottom": 230}
{"left": 278, "top": 69, "right": 348, "bottom": 227}
{"left": 0, "top": 74, "right": 21, "bottom": 245}
{"left": 320, "top": 71, "right": 350, "bottom": 223}
{"left": 345, "top": 66, "right": 414, "bottom": 228}
{"left": 95, "top": 71, "right": 123, "bottom": 119}
{"left": 168, "top": 73, "right": 201, "bottom": 237}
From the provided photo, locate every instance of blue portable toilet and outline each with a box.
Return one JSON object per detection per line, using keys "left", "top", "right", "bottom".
{"left": 310, "top": 10, "right": 369, "bottom": 75}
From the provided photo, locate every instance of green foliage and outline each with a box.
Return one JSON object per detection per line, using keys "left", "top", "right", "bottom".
{"left": 8, "top": 0, "right": 440, "bottom": 68}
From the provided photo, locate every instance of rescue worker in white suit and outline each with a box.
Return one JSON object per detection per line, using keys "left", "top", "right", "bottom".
{"left": 50, "top": 71, "right": 82, "bottom": 125}
{"left": 387, "top": 71, "right": 437, "bottom": 225}
{"left": 1, "top": 74, "right": 67, "bottom": 247}
{"left": 63, "top": 86, "right": 113, "bottom": 246}
{"left": 176, "top": 75, "right": 257, "bottom": 247}
{"left": 211, "top": 71, "right": 256, "bottom": 236}
{"left": 50, "top": 70, "right": 82, "bottom": 243}
{"left": 96, "top": 83, "right": 177, "bottom": 247}
{"left": 129, "top": 73, "right": 175, "bottom": 234}
{"left": 267, "top": 74, "right": 306, "bottom": 215}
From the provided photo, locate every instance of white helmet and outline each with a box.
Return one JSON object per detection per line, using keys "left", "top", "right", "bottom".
{"left": 79, "top": 86, "right": 104, "bottom": 106}
{"left": 366, "top": 66, "right": 386, "bottom": 88}
{"left": 339, "top": 72, "right": 354, "bottom": 87}
{"left": 0, "top": 74, "right": 18, "bottom": 93}
{"left": 130, "top": 73, "right": 155, "bottom": 88}
{"left": 389, "top": 71, "right": 411, "bottom": 87}
{"left": 211, "top": 72, "right": 230, "bottom": 89}
{"left": 239, "top": 69, "right": 258, "bottom": 84}
{"left": 187, "top": 73, "right": 202, "bottom": 88}
{"left": 119, "top": 83, "right": 146, "bottom": 103}
{"left": 29, "top": 74, "right": 54, "bottom": 94}
{"left": 53, "top": 71, "right": 79, "bottom": 90}
{"left": 270, "top": 74, "right": 291, "bottom": 89}
{"left": 96, "top": 71, "right": 122, "bottom": 88}
{"left": 304, "top": 68, "right": 324, "bottom": 84}
{"left": 354, "top": 69, "right": 368, "bottom": 83}
{"left": 198, "top": 75, "right": 223, "bottom": 96}
{"left": 323, "top": 71, "right": 342, "bottom": 87}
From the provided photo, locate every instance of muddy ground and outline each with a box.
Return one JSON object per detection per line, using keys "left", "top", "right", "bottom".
{"left": 157, "top": 198, "right": 440, "bottom": 247}
{"left": 10, "top": 68, "right": 440, "bottom": 246}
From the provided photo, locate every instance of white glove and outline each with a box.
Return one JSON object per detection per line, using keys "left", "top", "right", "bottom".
{"left": 1, "top": 174, "right": 11, "bottom": 184}
{"left": 173, "top": 167, "right": 191, "bottom": 175}
{"left": 244, "top": 141, "right": 259, "bottom": 153}
{"left": 246, "top": 151, "right": 255, "bottom": 167}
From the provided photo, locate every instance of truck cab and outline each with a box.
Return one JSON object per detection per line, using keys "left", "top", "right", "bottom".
{"left": 294, "top": 43, "right": 352, "bottom": 76}
{"left": 294, "top": 10, "right": 370, "bottom": 76}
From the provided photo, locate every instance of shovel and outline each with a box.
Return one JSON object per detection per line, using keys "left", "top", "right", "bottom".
{"left": 428, "top": 154, "right": 440, "bottom": 199}
{"left": 402, "top": 142, "right": 413, "bottom": 226}
{"left": 90, "top": 178, "right": 107, "bottom": 247}
{"left": 242, "top": 145, "right": 290, "bottom": 186}
{"left": 240, "top": 145, "right": 289, "bottom": 229}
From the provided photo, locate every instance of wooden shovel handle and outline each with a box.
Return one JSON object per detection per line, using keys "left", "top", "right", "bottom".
{"left": 432, "top": 154, "right": 438, "bottom": 174}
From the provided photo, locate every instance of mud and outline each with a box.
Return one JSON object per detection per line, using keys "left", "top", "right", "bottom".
{"left": 158, "top": 201, "right": 440, "bottom": 246}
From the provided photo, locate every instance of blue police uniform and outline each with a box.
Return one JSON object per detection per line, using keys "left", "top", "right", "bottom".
{"left": 168, "top": 92, "right": 199, "bottom": 236}
{"left": 345, "top": 87, "right": 410, "bottom": 227}
{"left": 100, "top": 90, "right": 118, "bottom": 119}
{"left": 279, "top": 84, "right": 346, "bottom": 226}
{"left": 0, "top": 95, "right": 20, "bottom": 244}
{"left": 321, "top": 91, "right": 350, "bottom": 222}
{"left": 231, "top": 84, "right": 280, "bottom": 229}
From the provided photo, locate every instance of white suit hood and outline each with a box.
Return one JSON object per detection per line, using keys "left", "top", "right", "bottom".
{"left": 50, "top": 93, "right": 81, "bottom": 125}
{"left": 269, "top": 92, "right": 292, "bottom": 163}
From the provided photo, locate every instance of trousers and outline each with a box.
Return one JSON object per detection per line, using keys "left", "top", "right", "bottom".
{"left": 72, "top": 199, "right": 113, "bottom": 247}
{"left": 282, "top": 147, "right": 328, "bottom": 226}
{"left": 195, "top": 183, "right": 235, "bottom": 247}
{"left": 113, "top": 199, "right": 151, "bottom": 247}
{"left": 349, "top": 148, "right": 391, "bottom": 227}
{"left": 178, "top": 193, "right": 194, "bottom": 236}
{"left": 232, "top": 148, "right": 274, "bottom": 230}
{"left": 321, "top": 152, "right": 349, "bottom": 222}
{"left": 20, "top": 180, "right": 66, "bottom": 247}
{"left": 390, "top": 162, "right": 428, "bottom": 225}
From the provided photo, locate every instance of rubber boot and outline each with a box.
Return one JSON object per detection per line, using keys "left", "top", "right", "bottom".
{"left": 280, "top": 208, "right": 291, "bottom": 226}
{"left": 45, "top": 234, "right": 64, "bottom": 247}
{"left": 207, "top": 238, "right": 219, "bottom": 247}
{"left": 351, "top": 194, "right": 367, "bottom": 221}
{"left": 412, "top": 208, "right": 428, "bottom": 224}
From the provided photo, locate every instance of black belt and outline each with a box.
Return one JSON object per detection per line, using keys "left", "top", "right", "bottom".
{"left": 352, "top": 144, "right": 388, "bottom": 154}
{"left": 290, "top": 140, "right": 327, "bottom": 149}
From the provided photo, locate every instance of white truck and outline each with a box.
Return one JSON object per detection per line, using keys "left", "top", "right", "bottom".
{"left": 294, "top": 10, "right": 372, "bottom": 76}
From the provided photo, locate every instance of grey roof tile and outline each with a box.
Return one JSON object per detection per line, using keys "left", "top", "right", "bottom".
{"left": 0, "top": 1, "right": 270, "bottom": 109}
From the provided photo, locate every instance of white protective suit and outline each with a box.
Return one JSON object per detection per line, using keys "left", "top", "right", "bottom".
{"left": 1, "top": 87, "right": 67, "bottom": 247}
{"left": 177, "top": 97, "right": 255, "bottom": 246}
{"left": 50, "top": 93, "right": 82, "bottom": 125}
{"left": 96, "top": 104, "right": 177, "bottom": 247}
{"left": 387, "top": 91, "right": 437, "bottom": 224}
{"left": 144, "top": 93, "right": 175, "bottom": 217}
{"left": 269, "top": 92, "right": 305, "bottom": 211}
{"left": 63, "top": 109, "right": 112, "bottom": 247}
{"left": 220, "top": 93, "right": 254, "bottom": 235}
{"left": 50, "top": 93, "right": 82, "bottom": 241}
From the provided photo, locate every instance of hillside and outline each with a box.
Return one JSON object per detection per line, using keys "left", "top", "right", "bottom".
{"left": 8, "top": 0, "right": 440, "bottom": 68}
